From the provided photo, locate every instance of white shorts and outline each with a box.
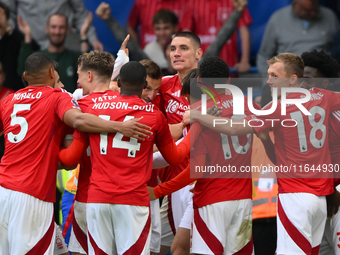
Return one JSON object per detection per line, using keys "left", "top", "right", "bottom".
{"left": 87, "top": 203, "right": 151, "bottom": 255}
{"left": 277, "top": 193, "right": 327, "bottom": 255}
{"left": 160, "top": 184, "right": 194, "bottom": 247}
{"left": 150, "top": 199, "right": 161, "bottom": 253}
{"left": 179, "top": 197, "right": 193, "bottom": 230}
{"left": 191, "top": 199, "right": 253, "bottom": 255}
{"left": 54, "top": 223, "right": 69, "bottom": 255}
{"left": 0, "top": 185, "right": 55, "bottom": 255}
{"left": 319, "top": 211, "right": 340, "bottom": 255}
{"left": 69, "top": 201, "right": 87, "bottom": 254}
{"left": 319, "top": 184, "right": 340, "bottom": 255}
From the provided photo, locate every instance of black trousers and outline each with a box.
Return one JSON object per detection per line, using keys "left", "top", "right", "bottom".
{"left": 253, "top": 217, "right": 277, "bottom": 255}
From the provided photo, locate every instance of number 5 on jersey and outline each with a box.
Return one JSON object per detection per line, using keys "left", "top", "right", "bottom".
{"left": 8, "top": 104, "right": 31, "bottom": 143}
{"left": 99, "top": 115, "right": 141, "bottom": 158}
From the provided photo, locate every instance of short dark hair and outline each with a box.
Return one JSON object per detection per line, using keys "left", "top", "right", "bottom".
{"left": 47, "top": 13, "right": 68, "bottom": 27}
{"left": 181, "top": 68, "right": 202, "bottom": 99}
{"left": 120, "top": 61, "right": 147, "bottom": 86}
{"left": 140, "top": 59, "right": 162, "bottom": 80}
{"left": 199, "top": 57, "right": 230, "bottom": 83}
{"left": 78, "top": 50, "right": 114, "bottom": 81}
{"left": 152, "top": 9, "right": 179, "bottom": 26}
{"left": 301, "top": 49, "right": 340, "bottom": 78}
{"left": 173, "top": 31, "right": 201, "bottom": 48}
{"left": 0, "top": 2, "right": 10, "bottom": 20}
{"left": 25, "top": 52, "right": 58, "bottom": 77}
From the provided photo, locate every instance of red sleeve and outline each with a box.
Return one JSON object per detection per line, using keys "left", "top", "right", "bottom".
{"left": 73, "top": 130, "right": 89, "bottom": 146}
{"left": 158, "top": 134, "right": 190, "bottom": 166}
{"left": 155, "top": 111, "right": 175, "bottom": 148}
{"left": 128, "top": 0, "right": 140, "bottom": 29}
{"left": 237, "top": 8, "right": 252, "bottom": 28}
{"left": 54, "top": 90, "right": 80, "bottom": 121}
{"left": 154, "top": 154, "right": 206, "bottom": 198}
{"left": 59, "top": 135, "right": 86, "bottom": 166}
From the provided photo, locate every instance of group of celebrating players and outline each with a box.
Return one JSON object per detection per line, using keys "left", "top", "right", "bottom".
{"left": 0, "top": 27, "right": 340, "bottom": 255}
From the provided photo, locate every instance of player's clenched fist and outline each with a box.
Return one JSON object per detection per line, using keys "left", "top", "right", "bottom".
{"left": 96, "top": 2, "right": 111, "bottom": 20}
{"left": 232, "top": 0, "right": 248, "bottom": 11}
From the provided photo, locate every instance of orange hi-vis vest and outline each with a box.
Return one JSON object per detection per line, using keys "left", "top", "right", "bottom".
{"left": 251, "top": 133, "right": 278, "bottom": 220}
{"left": 252, "top": 177, "right": 278, "bottom": 219}
{"left": 64, "top": 165, "right": 80, "bottom": 195}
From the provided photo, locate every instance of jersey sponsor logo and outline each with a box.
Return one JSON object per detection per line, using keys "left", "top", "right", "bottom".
{"left": 166, "top": 99, "right": 188, "bottom": 114}
{"left": 12, "top": 92, "right": 42, "bottom": 100}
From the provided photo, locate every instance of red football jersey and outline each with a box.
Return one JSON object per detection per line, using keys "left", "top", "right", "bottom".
{"left": 128, "top": 0, "right": 186, "bottom": 48}
{"left": 73, "top": 90, "right": 120, "bottom": 203}
{"left": 246, "top": 87, "right": 340, "bottom": 195}
{"left": 329, "top": 110, "right": 340, "bottom": 186}
{"left": 158, "top": 75, "right": 190, "bottom": 182}
{"left": 159, "top": 74, "right": 190, "bottom": 124}
{"left": 0, "top": 86, "right": 79, "bottom": 202}
{"left": 80, "top": 95, "right": 173, "bottom": 206}
{"left": 191, "top": 94, "right": 257, "bottom": 208}
{"left": 180, "top": 0, "right": 252, "bottom": 67}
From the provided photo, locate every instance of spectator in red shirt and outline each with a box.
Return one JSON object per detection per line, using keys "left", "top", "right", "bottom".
{"left": 127, "top": 0, "right": 186, "bottom": 48}
{"left": 181, "top": 0, "right": 252, "bottom": 73}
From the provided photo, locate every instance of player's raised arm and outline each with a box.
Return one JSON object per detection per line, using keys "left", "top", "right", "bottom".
{"left": 58, "top": 135, "right": 86, "bottom": 167}
{"left": 190, "top": 109, "right": 255, "bottom": 136}
{"left": 63, "top": 108, "right": 152, "bottom": 141}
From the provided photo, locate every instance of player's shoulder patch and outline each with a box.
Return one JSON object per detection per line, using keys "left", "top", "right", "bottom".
{"left": 71, "top": 98, "right": 80, "bottom": 109}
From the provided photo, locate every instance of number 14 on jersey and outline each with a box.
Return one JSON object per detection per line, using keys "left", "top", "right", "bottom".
{"left": 98, "top": 115, "right": 141, "bottom": 158}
